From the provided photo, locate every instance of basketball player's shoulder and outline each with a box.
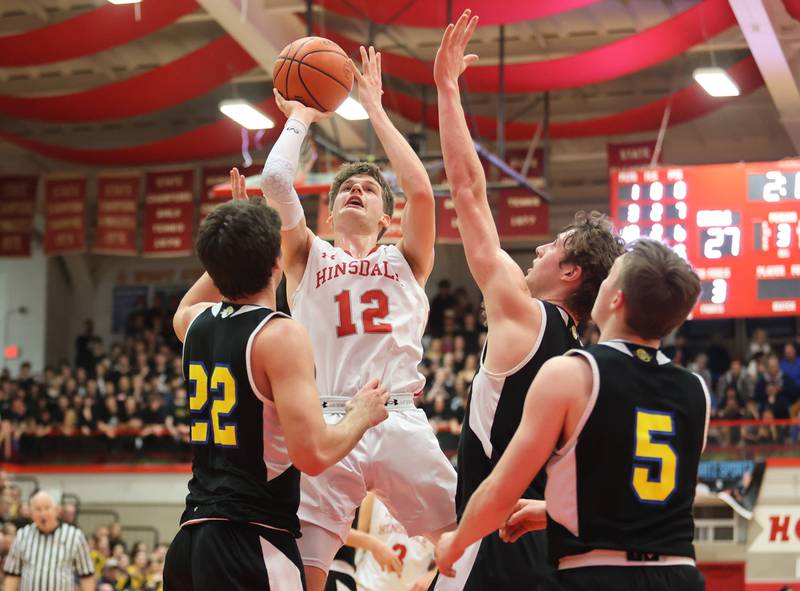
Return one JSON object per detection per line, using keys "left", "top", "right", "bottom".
{"left": 535, "top": 355, "right": 591, "bottom": 400}
{"left": 252, "top": 314, "right": 310, "bottom": 360}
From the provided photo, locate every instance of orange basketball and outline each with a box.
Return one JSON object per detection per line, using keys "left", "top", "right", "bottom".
{"left": 273, "top": 37, "right": 354, "bottom": 113}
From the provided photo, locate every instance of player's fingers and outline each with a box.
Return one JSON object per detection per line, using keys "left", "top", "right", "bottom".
{"left": 464, "top": 54, "right": 479, "bottom": 68}
{"left": 348, "top": 59, "right": 364, "bottom": 81}
{"left": 391, "top": 556, "right": 402, "bottom": 573}
{"left": 375, "top": 51, "right": 382, "bottom": 79}
{"left": 359, "top": 45, "right": 369, "bottom": 69}
{"left": 440, "top": 23, "right": 454, "bottom": 49}
{"left": 454, "top": 9, "right": 471, "bottom": 42}
{"left": 462, "top": 15, "right": 479, "bottom": 46}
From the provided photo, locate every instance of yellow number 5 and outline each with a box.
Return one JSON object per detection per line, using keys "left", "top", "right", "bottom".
{"left": 632, "top": 409, "right": 677, "bottom": 504}
{"left": 188, "top": 363, "right": 238, "bottom": 447}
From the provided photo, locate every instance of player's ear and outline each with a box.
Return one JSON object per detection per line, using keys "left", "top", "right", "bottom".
{"left": 378, "top": 212, "right": 391, "bottom": 233}
{"left": 562, "top": 264, "right": 582, "bottom": 284}
{"left": 611, "top": 288, "right": 624, "bottom": 310}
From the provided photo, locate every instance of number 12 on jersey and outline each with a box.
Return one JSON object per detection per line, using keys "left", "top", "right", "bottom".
{"left": 335, "top": 289, "right": 392, "bottom": 337}
{"left": 632, "top": 409, "right": 678, "bottom": 504}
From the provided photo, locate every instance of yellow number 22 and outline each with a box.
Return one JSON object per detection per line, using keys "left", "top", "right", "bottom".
{"left": 632, "top": 409, "right": 677, "bottom": 504}
{"left": 188, "top": 363, "right": 238, "bottom": 447}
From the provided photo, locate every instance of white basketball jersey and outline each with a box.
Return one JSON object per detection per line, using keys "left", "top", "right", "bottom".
{"left": 355, "top": 498, "right": 434, "bottom": 591}
{"left": 292, "top": 236, "right": 428, "bottom": 399}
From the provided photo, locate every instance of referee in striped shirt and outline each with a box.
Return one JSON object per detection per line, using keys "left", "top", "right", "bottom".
{"left": 3, "top": 491, "right": 95, "bottom": 591}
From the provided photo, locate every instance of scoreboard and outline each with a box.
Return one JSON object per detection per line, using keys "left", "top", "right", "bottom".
{"left": 610, "top": 161, "right": 800, "bottom": 319}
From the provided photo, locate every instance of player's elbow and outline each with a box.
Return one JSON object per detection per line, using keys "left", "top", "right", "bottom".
{"left": 260, "top": 164, "right": 293, "bottom": 200}
{"left": 289, "top": 444, "right": 329, "bottom": 476}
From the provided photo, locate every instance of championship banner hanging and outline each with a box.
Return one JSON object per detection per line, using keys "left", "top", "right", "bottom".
{"left": 95, "top": 173, "right": 140, "bottom": 255}
{"left": 43, "top": 176, "right": 86, "bottom": 255}
{"left": 200, "top": 165, "right": 261, "bottom": 224}
{"left": 143, "top": 169, "right": 194, "bottom": 256}
{"left": 607, "top": 140, "right": 659, "bottom": 168}
{"left": 497, "top": 191, "right": 549, "bottom": 240}
{"left": 0, "top": 175, "right": 37, "bottom": 257}
{"left": 380, "top": 196, "right": 405, "bottom": 244}
{"left": 436, "top": 197, "right": 460, "bottom": 243}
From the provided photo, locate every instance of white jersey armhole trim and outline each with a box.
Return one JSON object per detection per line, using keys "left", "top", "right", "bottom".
{"left": 181, "top": 303, "right": 215, "bottom": 381}
{"left": 692, "top": 371, "right": 712, "bottom": 453}
{"left": 481, "top": 298, "right": 547, "bottom": 379}
{"left": 387, "top": 242, "right": 433, "bottom": 296}
{"left": 246, "top": 311, "right": 290, "bottom": 404}
{"left": 554, "top": 349, "right": 600, "bottom": 456}
{"left": 290, "top": 235, "right": 324, "bottom": 309}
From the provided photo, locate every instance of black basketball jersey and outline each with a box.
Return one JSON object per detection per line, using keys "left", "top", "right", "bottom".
{"left": 546, "top": 341, "right": 710, "bottom": 562}
{"left": 180, "top": 302, "right": 301, "bottom": 536}
{"left": 456, "top": 300, "right": 580, "bottom": 515}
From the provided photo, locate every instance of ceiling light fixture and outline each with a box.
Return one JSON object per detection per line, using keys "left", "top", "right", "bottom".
{"left": 693, "top": 67, "right": 740, "bottom": 98}
{"left": 336, "top": 97, "right": 369, "bottom": 120}
{"left": 107, "top": 0, "right": 142, "bottom": 4}
{"left": 219, "top": 99, "right": 275, "bottom": 130}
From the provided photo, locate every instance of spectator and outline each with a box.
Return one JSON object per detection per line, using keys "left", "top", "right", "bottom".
{"left": 716, "top": 359, "right": 754, "bottom": 407}
{"left": 780, "top": 343, "right": 800, "bottom": 392}
{"left": 755, "top": 354, "right": 789, "bottom": 405}
{"left": 97, "top": 559, "right": 127, "bottom": 590}
{"left": 690, "top": 353, "right": 713, "bottom": 393}
{"left": 741, "top": 400, "right": 760, "bottom": 445}
{"left": 749, "top": 328, "right": 772, "bottom": 360}
{"left": 3, "top": 491, "right": 94, "bottom": 591}
{"left": 75, "top": 320, "right": 100, "bottom": 375}
{"left": 428, "top": 280, "right": 455, "bottom": 337}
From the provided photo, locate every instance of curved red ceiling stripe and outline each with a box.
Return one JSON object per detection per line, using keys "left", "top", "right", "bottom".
{"left": 783, "top": 0, "right": 800, "bottom": 21}
{"left": 0, "top": 100, "right": 285, "bottom": 166}
{"left": 0, "top": 36, "right": 257, "bottom": 123}
{"left": 315, "top": 0, "right": 736, "bottom": 92}
{"left": 381, "top": 56, "right": 763, "bottom": 140}
{"left": 0, "top": 0, "right": 199, "bottom": 67}
{"left": 0, "top": 58, "right": 763, "bottom": 165}
{"left": 315, "top": 0, "right": 604, "bottom": 28}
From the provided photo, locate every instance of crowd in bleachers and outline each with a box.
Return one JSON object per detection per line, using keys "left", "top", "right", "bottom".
{"left": 0, "top": 472, "right": 166, "bottom": 590}
{"left": 0, "top": 283, "right": 799, "bottom": 461}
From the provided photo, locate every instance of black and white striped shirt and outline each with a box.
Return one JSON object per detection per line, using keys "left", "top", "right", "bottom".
{"left": 3, "top": 522, "right": 94, "bottom": 591}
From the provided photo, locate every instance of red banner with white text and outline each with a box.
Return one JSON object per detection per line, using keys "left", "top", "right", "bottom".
{"left": 94, "top": 174, "right": 140, "bottom": 254}
{"left": 0, "top": 176, "right": 37, "bottom": 257}
{"left": 200, "top": 165, "right": 261, "bottom": 224}
{"left": 380, "top": 196, "right": 405, "bottom": 244}
{"left": 437, "top": 197, "right": 460, "bottom": 243}
{"left": 497, "top": 191, "right": 549, "bottom": 240}
{"left": 607, "top": 140, "right": 659, "bottom": 168}
{"left": 44, "top": 176, "right": 86, "bottom": 255}
{"left": 143, "top": 170, "right": 194, "bottom": 256}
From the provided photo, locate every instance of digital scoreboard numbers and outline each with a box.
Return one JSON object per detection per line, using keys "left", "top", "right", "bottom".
{"left": 610, "top": 161, "right": 800, "bottom": 319}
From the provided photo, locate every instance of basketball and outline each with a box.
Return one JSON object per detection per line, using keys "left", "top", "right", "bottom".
{"left": 273, "top": 36, "right": 354, "bottom": 113}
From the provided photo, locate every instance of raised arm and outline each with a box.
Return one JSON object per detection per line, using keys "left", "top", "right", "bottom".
{"left": 435, "top": 355, "right": 592, "bottom": 576}
{"left": 260, "top": 93, "right": 330, "bottom": 288}
{"left": 434, "top": 12, "right": 536, "bottom": 334}
{"left": 173, "top": 272, "right": 220, "bottom": 343}
{"left": 258, "top": 319, "right": 389, "bottom": 475}
{"left": 353, "top": 46, "right": 435, "bottom": 284}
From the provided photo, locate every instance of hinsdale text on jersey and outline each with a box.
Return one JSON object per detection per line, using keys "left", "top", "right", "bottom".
{"left": 316, "top": 260, "right": 401, "bottom": 288}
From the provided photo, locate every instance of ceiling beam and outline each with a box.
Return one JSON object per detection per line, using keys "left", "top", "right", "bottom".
{"left": 195, "top": 0, "right": 365, "bottom": 151}
{"left": 729, "top": 0, "right": 800, "bottom": 152}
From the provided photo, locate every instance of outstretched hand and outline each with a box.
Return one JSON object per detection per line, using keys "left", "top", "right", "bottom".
{"left": 434, "top": 9, "right": 479, "bottom": 88}
{"left": 350, "top": 46, "right": 383, "bottom": 114}
{"left": 230, "top": 167, "right": 247, "bottom": 201}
